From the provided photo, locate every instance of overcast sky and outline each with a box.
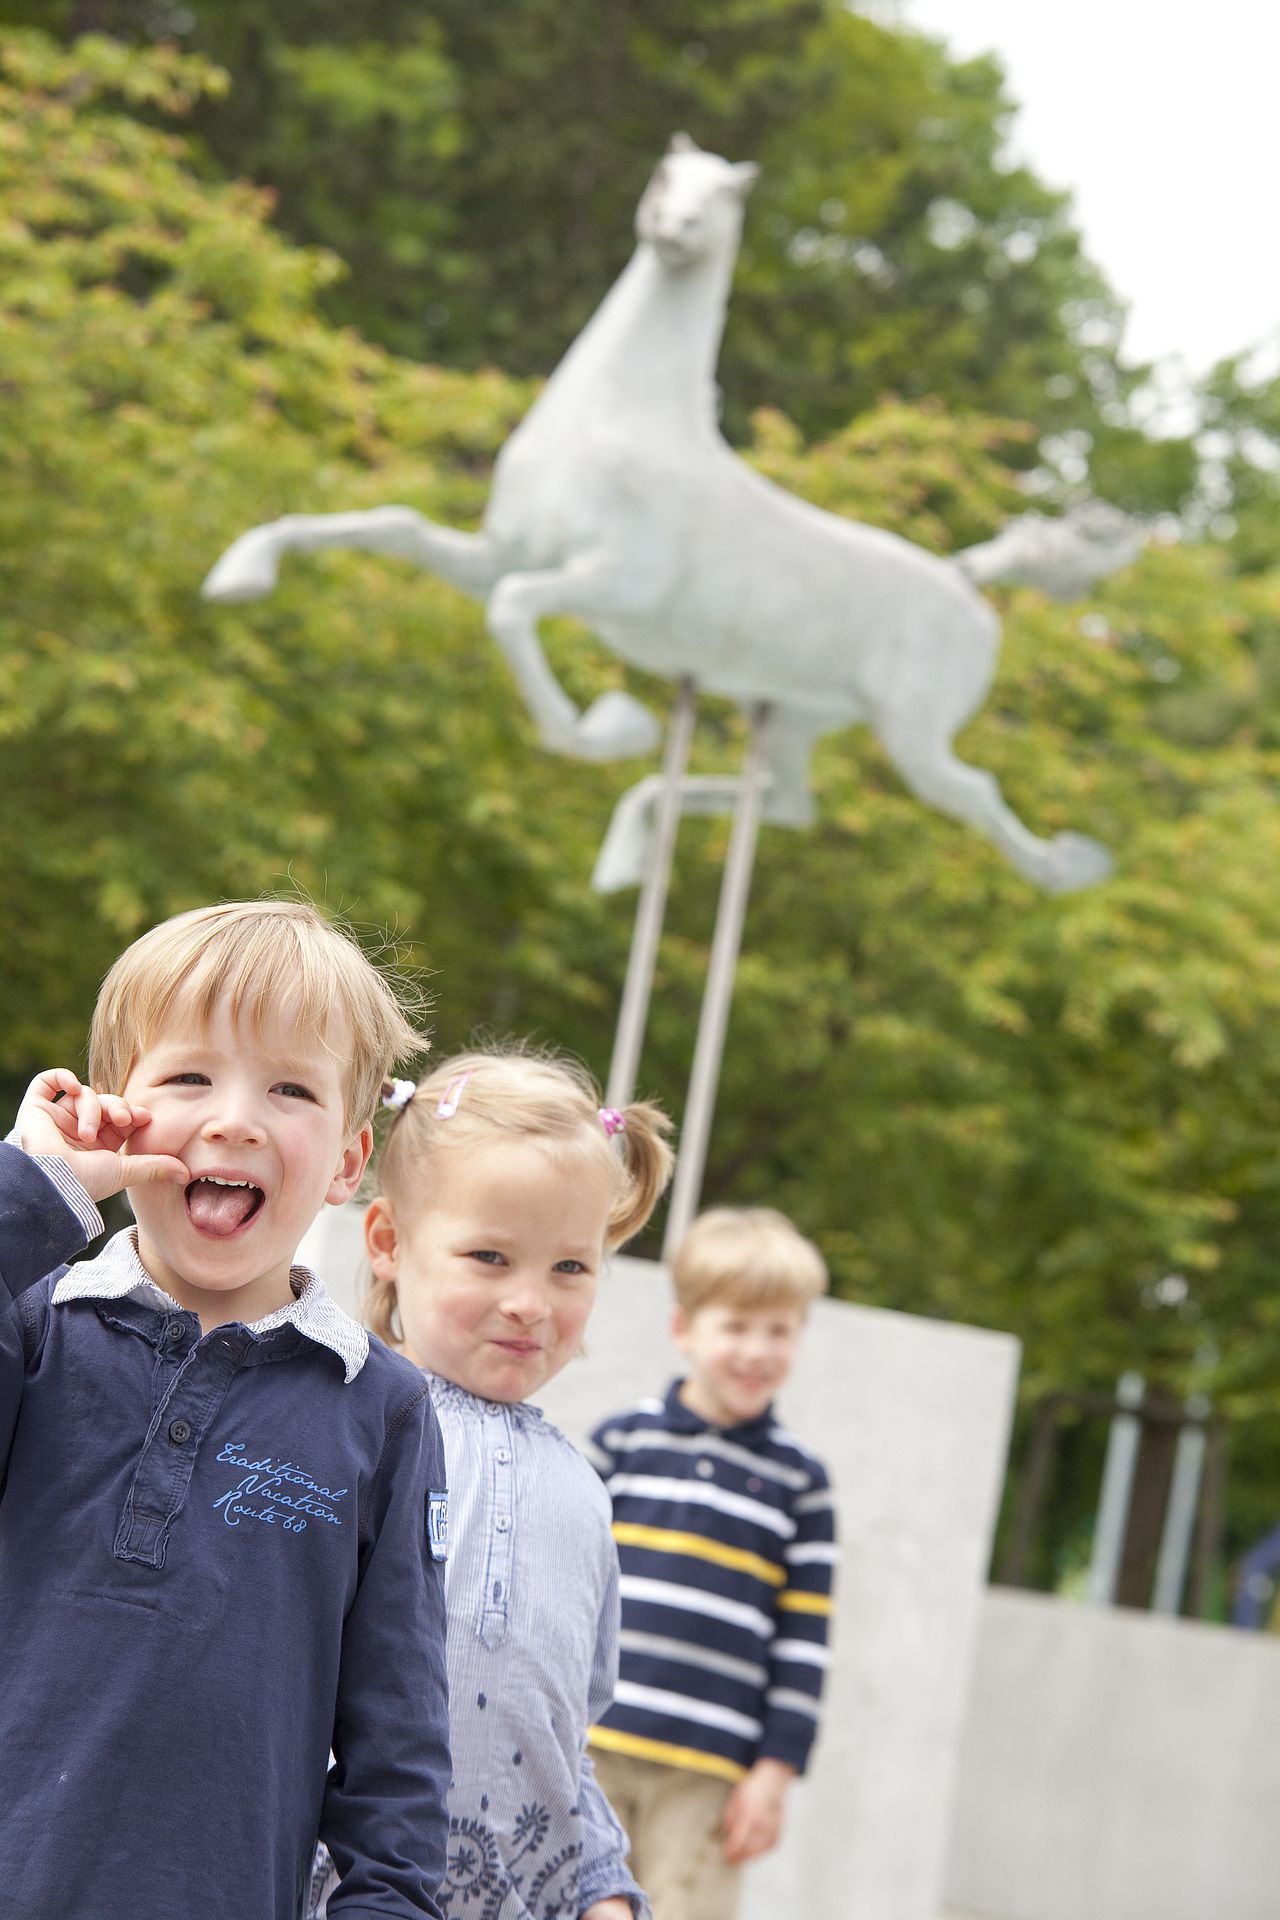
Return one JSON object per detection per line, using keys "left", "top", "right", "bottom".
{"left": 891, "top": 0, "right": 1279, "bottom": 380}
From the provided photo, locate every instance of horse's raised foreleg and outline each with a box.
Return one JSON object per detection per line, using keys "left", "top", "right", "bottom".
{"left": 485, "top": 560, "right": 663, "bottom": 761}
{"left": 591, "top": 708, "right": 823, "bottom": 890}
{"left": 201, "top": 507, "right": 500, "bottom": 604}
{"left": 874, "top": 717, "right": 1112, "bottom": 893}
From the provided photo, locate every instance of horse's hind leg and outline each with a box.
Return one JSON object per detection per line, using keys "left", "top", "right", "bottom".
{"left": 874, "top": 718, "right": 1112, "bottom": 893}
{"left": 592, "top": 708, "right": 822, "bottom": 890}
{"left": 202, "top": 507, "right": 499, "bottom": 603}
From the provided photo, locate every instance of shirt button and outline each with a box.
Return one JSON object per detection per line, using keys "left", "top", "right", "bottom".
{"left": 495, "top": 1448, "right": 511, "bottom": 1465}
{"left": 168, "top": 1419, "right": 193, "bottom": 1445}
{"left": 165, "top": 1319, "right": 185, "bottom": 1344}
{"left": 697, "top": 1460, "right": 715, "bottom": 1479}
{"left": 485, "top": 1403, "right": 500, "bottom": 1417}
{"left": 495, "top": 1515, "right": 511, "bottom": 1532}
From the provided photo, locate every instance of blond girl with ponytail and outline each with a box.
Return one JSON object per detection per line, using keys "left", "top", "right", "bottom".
{"left": 313, "top": 1045, "right": 673, "bottom": 1920}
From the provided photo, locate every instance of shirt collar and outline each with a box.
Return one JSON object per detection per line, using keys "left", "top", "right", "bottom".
{"left": 662, "top": 1375, "right": 775, "bottom": 1440}
{"left": 421, "top": 1368, "right": 547, "bottom": 1426}
{"left": 51, "top": 1228, "right": 369, "bottom": 1382}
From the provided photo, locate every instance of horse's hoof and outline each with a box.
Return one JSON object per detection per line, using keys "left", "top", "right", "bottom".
{"left": 572, "top": 691, "right": 662, "bottom": 761}
{"left": 591, "top": 841, "right": 646, "bottom": 893}
{"left": 201, "top": 531, "right": 281, "bottom": 602}
{"left": 1043, "top": 832, "right": 1113, "bottom": 894}
{"left": 590, "top": 818, "right": 650, "bottom": 892}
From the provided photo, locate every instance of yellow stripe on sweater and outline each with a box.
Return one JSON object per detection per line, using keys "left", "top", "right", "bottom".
{"left": 588, "top": 1725, "right": 747, "bottom": 1782}
{"left": 611, "top": 1522, "right": 786, "bottom": 1588}
{"left": 777, "top": 1589, "right": 834, "bottom": 1616}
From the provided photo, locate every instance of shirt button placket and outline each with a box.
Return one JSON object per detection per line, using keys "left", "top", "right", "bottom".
{"left": 115, "top": 1328, "right": 244, "bottom": 1569}
{"left": 478, "top": 1408, "right": 516, "bottom": 1651}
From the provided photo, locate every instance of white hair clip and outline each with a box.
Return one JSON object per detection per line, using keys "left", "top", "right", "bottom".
{"left": 382, "top": 1078, "right": 418, "bottom": 1113}
{"left": 436, "top": 1071, "right": 473, "bottom": 1119}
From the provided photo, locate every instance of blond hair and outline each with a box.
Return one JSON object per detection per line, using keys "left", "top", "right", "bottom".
{"left": 89, "top": 900, "right": 428, "bottom": 1131}
{"left": 671, "top": 1206, "right": 828, "bottom": 1317}
{"left": 367, "top": 1043, "right": 674, "bottom": 1346}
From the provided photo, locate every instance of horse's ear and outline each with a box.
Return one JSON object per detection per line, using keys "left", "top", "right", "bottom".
{"left": 668, "top": 131, "right": 697, "bottom": 155}
{"left": 730, "top": 161, "right": 760, "bottom": 199}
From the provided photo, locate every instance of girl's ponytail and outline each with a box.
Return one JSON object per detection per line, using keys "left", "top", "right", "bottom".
{"left": 607, "top": 1098, "right": 675, "bottom": 1250}
{"left": 366, "top": 1267, "right": 400, "bottom": 1347}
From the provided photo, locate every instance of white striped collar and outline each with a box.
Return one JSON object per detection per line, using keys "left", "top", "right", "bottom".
{"left": 51, "top": 1227, "right": 369, "bottom": 1382}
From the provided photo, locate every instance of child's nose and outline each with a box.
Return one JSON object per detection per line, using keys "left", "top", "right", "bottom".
{"left": 500, "top": 1276, "right": 549, "bottom": 1323}
{"left": 202, "top": 1094, "right": 267, "bottom": 1146}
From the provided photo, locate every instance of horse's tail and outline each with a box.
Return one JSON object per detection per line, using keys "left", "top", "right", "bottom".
{"left": 952, "top": 506, "right": 1144, "bottom": 602}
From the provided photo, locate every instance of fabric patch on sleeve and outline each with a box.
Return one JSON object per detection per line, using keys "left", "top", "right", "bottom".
{"left": 427, "top": 1489, "right": 449, "bottom": 1562}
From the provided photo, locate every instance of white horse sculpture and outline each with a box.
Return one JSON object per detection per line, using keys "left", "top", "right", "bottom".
{"left": 204, "top": 136, "right": 1121, "bottom": 894}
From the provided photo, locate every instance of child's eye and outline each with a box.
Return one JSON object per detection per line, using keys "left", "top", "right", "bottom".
{"left": 468, "top": 1249, "right": 506, "bottom": 1266}
{"left": 553, "top": 1259, "right": 589, "bottom": 1275}
{"left": 274, "top": 1082, "right": 316, "bottom": 1101}
{"left": 165, "top": 1072, "right": 209, "bottom": 1087}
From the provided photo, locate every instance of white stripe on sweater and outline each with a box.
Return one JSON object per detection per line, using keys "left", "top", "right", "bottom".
{"left": 613, "top": 1680, "right": 763, "bottom": 1741}
{"left": 619, "top": 1575, "right": 774, "bottom": 1639}
{"left": 605, "top": 1474, "right": 796, "bottom": 1540}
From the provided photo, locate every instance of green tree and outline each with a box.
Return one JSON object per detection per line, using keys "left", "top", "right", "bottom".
{"left": 1199, "top": 335, "right": 1280, "bottom": 574}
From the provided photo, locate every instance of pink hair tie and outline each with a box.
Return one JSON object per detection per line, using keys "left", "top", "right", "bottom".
{"left": 598, "top": 1107, "right": 627, "bottom": 1138}
{"left": 436, "top": 1071, "right": 473, "bottom": 1119}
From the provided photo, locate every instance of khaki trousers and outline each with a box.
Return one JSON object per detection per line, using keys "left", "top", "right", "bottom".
{"left": 592, "top": 1747, "right": 742, "bottom": 1920}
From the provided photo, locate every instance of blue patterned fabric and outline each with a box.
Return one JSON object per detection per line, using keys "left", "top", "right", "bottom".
{"left": 314, "top": 1373, "right": 647, "bottom": 1920}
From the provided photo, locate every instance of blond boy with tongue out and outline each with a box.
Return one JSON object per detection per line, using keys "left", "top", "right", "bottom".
{"left": 0, "top": 899, "right": 451, "bottom": 1920}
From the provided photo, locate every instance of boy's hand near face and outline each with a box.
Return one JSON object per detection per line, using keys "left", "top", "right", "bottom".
{"left": 581, "top": 1901, "right": 634, "bottom": 1920}
{"left": 17, "top": 1069, "right": 190, "bottom": 1202}
{"left": 720, "top": 1756, "right": 796, "bottom": 1865}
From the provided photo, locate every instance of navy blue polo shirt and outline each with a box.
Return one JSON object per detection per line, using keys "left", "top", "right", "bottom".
{"left": 0, "top": 1144, "right": 450, "bottom": 1920}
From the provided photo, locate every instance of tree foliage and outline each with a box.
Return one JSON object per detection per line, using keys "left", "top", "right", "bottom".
{"left": 4, "top": 32, "right": 1280, "bottom": 1583}
{"left": 0, "top": 0, "right": 1198, "bottom": 511}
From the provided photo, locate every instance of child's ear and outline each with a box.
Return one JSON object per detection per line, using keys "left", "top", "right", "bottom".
{"left": 670, "top": 1305, "right": 691, "bottom": 1352}
{"left": 364, "top": 1195, "right": 401, "bottom": 1282}
{"left": 327, "top": 1123, "right": 373, "bottom": 1206}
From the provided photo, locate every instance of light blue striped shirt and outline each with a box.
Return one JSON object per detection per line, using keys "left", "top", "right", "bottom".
{"left": 316, "top": 1373, "right": 646, "bottom": 1920}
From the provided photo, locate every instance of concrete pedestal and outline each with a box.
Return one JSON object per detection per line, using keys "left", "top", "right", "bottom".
{"left": 944, "top": 1587, "right": 1280, "bottom": 1920}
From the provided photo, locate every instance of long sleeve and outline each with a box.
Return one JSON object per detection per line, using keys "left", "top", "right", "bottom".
{"left": 0, "top": 1143, "right": 96, "bottom": 1306}
{"left": 760, "top": 1464, "right": 838, "bottom": 1773}
{"left": 575, "top": 1539, "right": 649, "bottom": 1920}
{"left": 321, "top": 1385, "right": 452, "bottom": 1920}
{"left": 0, "top": 1143, "right": 96, "bottom": 1480}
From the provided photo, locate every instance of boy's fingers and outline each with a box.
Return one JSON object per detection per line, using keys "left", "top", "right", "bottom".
{"left": 116, "top": 1154, "right": 190, "bottom": 1190}
{"left": 75, "top": 1089, "right": 104, "bottom": 1142}
{"left": 26, "top": 1068, "right": 82, "bottom": 1104}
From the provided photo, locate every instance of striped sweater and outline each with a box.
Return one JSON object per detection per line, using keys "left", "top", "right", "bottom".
{"left": 585, "top": 1380, "right": 837, "bottom": 1782}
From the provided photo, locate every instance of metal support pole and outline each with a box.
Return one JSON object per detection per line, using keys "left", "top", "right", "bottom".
{"left": 1087, "top": 1371, "right": 1145, "bottom": 1605}
{"left": 606, "top": 678, "right": 698, "bottom": 1111}
{"left": 663, "top": 703, "right": 772, "bottom": 1258}
{"left": 1152, "top": 1395, "right": 1210, "bottom": 1615}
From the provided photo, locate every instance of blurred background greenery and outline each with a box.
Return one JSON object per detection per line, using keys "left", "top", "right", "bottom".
{"left": 2, "top": 10, "right": 1279, "bottom": 1608}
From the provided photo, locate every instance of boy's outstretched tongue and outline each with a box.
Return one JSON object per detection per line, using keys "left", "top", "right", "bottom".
{"left": 187, "top": 1179, "right": 259, "bottom": 1235}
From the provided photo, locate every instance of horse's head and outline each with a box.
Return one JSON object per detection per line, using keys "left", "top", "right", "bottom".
{"left": 636, "top": 133, "right": 759, "bottom": 268}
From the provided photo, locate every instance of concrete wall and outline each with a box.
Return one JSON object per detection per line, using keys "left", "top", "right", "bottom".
{"left": 944, "top": 1586, "right": 1280, "bottom": 1920}
{"left": 299, "top": 1209, "right": 1020, "bottom": 1920}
